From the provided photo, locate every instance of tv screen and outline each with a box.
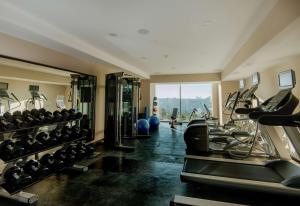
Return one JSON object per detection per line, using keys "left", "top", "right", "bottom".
{"left": 0, "top": 82, "right": 8, "bottom": 90}
{"left": 252, "top": 72, "right": 260, "bottom": 85}
{"left": 239, "top": 79, "right": 245, "bottom": 89}
{"left": 278, "top": 69, "right": 296, "bottom": 89}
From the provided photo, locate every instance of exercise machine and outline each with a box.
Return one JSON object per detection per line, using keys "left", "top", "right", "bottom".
{"left": 184, "top": 73, "right": 262, "bottom": 155}
{"left": 104, "top": 72, "right": 138, "bottom": 151}
{"left": 181, "top": 70, "right": 300, "bottom": 196}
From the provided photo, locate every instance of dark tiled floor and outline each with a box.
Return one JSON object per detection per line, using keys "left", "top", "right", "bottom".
{"left": 0, "top": 123, "right": 299, "bottom": 205}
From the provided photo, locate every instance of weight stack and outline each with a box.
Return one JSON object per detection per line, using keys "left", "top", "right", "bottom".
{"left": 184, "top": 123, "right": 209, "bottom": 154}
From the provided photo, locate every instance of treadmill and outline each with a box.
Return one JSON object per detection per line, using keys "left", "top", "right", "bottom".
{"left": 181, "top": 69, "right": 300, "bottom": 195}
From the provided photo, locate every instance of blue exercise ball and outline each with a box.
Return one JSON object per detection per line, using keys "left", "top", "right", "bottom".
{"left": 137, "top": 119, "right": 150, "bottom": 135}
{"left": 149, "top": 115, "right": 160, "bottom": 130}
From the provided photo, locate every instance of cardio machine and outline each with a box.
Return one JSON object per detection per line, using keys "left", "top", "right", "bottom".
{"left": 184, "top": 70, "right": 298, "bottom": 156}
{"left": 181, "top": 69, "right": 300, "bottom": 196}
{"left": 184, "top": 74, "right": 261, "bottom": 155}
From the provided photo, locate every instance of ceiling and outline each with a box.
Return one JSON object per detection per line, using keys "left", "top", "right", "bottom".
{"left": 0, "top": 0, "right": 278, "bottom": 77}
{"left": 226, "top": 16, "right": 300, "bottom": 80}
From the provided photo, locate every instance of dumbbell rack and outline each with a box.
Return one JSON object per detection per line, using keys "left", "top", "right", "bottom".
{"left": 0, "top": 117, "right": 89, "bottom": 204}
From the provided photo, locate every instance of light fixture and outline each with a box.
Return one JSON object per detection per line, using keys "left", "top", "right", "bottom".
{"left": 137, "top": 29, "right": 150, "bottom": 35}
{"left": 201, "top": 20, "right": 213, "bottom": 27}
{"left": 108, "top": 33, "right": 118, "bottom": 37}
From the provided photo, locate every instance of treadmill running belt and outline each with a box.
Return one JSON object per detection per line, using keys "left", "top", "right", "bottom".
{"left": 184, "top": 159, "right": 284, "bottom": 183}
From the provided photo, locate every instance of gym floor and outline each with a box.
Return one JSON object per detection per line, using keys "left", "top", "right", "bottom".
{"left": 1, "top": 123, "right": 299, "bottom": 206}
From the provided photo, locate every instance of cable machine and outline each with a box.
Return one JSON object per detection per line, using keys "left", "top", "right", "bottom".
{"left": 104, "top": 72, "right": 140, "bottom": 151}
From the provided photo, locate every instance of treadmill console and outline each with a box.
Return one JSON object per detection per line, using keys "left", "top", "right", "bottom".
{"left": 29, "top": 85, "right": 40, "bottom": 99}
{"left": 261, "top": 89, "right": 291, "bottom": 112}
{"left": 242, "top": 85, "right": 258, "bottom": 100}
{"left": 0, "top": 82, "right": 9, "bottom": 99}
{"left": 225, "top": 91, "right": 240, "bottom": 109}
{"left": 260, "top": 69, "right": 296, "bottom": 112}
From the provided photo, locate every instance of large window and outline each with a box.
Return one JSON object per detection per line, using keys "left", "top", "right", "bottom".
{"left": 155, "top": 83, "right": 212, "bottom": 122}
{"left": 155, "top": 84, "right": 180, "bottom": 121}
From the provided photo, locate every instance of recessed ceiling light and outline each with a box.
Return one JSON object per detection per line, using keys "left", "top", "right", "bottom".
{"left": 201, "top": 20, "right": 213, "bottom": 27}
{"left": 108, "top": 33, "right": 118, "bottom": 37}
{"left": 137, "top": 29, "right": 150, "bottom": 35}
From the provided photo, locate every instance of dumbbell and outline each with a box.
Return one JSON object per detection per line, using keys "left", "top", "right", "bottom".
{"left": 71, "top": 125, "right": 81, "bottom": 140}
{"left": 41, "top": 153, "right": 65, "bottom": 173}
{"left": 64, "top": 145, "right": 77, "bottom": 165}
{"left": 53, "top": 111, "right": 63, "bottom": 122}
{"left": 20, "top": 134, "right": 43, "bottom": 153}
{"left": 50, "top": 129, "right": 65, "bottom": 143}
{"left": 39, "top": 108, "right": 54, "bottom": 124}
{"left": 0, "top": 140, "right": 25, "bottom": 161}
{"left": 4, "top": 166, "right": 32, "bottom": 191}
{"left": 76, "top": 142, "right": 95, "bottom": 158}
{"left": 23, "top": 160, "right": 50, "bottom": 179}
{"left": 31, "top": 109, "right": 45, "bottom": 125}
{"left": 75, "top": 110, "right": 83, "bottom": 120}
{"left": 0, "top": 116, "right": 16, "bottom": 131}
{"left": 12, "top": 111, "right": 25, "bottom": 129}
{"left": 85, "top": 144, "right": 95, "bottom": 157}
{"left": 61, "top": 109, "right": 70, "bottom": 121}
{"left": 68, "top": 109, "right": 76, "bottom": 120}
{"left": 36, "top": 132, "right": 58, "bottom": 147}
{"left": 3, "top": 112, "right": 21, "bottom": 129}
{"left": 62, "top": 125, "right": 72, "bottom": 137}
{"left": 40, "top": 153, "right": 55, "bottom": 172}
{"left": 22, "top": 110, "right": 38, "bottom": 127}
{"left": 53, "top": 149, "right": 68, "bottom": 171}
{"left": 75, "top": 142, "right": 87, "bottom": 160}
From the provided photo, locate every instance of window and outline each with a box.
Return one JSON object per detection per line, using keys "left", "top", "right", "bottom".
{"left": 155, "top": 83, "right": 212, "bottom": 122}
{"left": 155, "top": 84, "right": 180, "bottom": 121}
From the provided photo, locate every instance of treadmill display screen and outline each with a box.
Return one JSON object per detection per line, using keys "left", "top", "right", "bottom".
{"left": 239, "top": 79, "right": 245, "bottom": 89}
{"left": 252, "top": 72, "right": 260, "bottom": 85}
{"left": 29, "top": 85, "right": 39, "bottom": 91}
{"left": 278, "top": 69, "right": 296, "bottom": 90}
{"left": 0, "top": 82, "right": 8, "bottom": 90}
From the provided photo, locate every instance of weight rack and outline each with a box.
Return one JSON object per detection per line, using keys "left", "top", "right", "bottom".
{"left": 0, "top": 117, "right": 91, "bottom": 204}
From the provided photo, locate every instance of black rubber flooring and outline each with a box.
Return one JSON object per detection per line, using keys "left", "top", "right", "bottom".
{"left": 0, "top": 123, "right": 299, "bottom": 206}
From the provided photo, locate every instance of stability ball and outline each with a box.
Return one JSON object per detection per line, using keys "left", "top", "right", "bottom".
{"left": 149, "top": 115, "right": 160, "bottom": 130}
{"left": 137, "top": 119, "right": 150, "bottom": 135}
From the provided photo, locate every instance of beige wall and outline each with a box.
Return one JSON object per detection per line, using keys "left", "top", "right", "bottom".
{"left": 245, "top": 57, "right": 300, "bottom": 111}
{"left": 211, "top": 83, "right": 220, "bottom": 118}
{"left": 150, "top": 73, "right": 221, "bottom": 83}
{"left": 220, "top": 80, "right": 240, "bottom": 123}
{"left": 94, "top": 72, "right": 106, "bottom": 139}
{"left": 140, "top": 79, "right": 150, "bottom": 114}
